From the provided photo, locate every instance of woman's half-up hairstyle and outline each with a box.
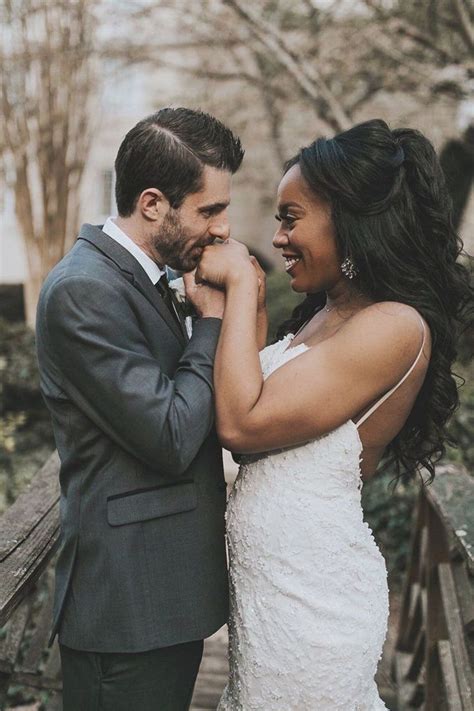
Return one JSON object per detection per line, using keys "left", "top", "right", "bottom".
{"left": 276, "top": 119, "right": 472, "bottom": 483}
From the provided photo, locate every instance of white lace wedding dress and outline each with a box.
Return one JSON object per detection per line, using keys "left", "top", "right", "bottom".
{"left": 217, "top": 334, "right": 391, "bottom": 710}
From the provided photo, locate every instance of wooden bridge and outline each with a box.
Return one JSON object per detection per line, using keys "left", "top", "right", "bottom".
{"left": 0, "top": 454, "right": 472, "bottom": 710}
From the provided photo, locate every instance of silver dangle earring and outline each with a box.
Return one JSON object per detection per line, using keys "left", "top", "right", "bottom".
{"left": 341, "top": 257, "right": 358, "bottom": 279}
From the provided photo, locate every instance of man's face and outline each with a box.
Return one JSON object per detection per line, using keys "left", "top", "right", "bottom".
{"left": 153, "top": 166, "right": 232, "bottom": 272}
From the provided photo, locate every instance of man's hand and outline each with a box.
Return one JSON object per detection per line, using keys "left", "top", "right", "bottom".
{"left": 183, "top": 270, "right": 226, "bottom": 319}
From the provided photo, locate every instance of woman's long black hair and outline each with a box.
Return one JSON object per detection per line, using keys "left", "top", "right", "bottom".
{"left": 276, "top": 119, "right": 472, "bottom": 483}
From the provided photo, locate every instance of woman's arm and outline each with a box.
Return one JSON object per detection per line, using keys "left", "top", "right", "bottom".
{"left": 214, "top": 268, "right": 265, "bottom": 443}
{"left": 193, "top": 243, "right": 428, "bottom": 455}
{"left": 251, "top": 256, "right": 268, "bottom": 351}
{"left": 256, "top": 306, "right": 268, "bottom": 352}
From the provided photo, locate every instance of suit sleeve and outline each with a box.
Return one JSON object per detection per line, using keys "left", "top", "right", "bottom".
{"left": 43, "top": 275, "right": 221, "bottom": 476}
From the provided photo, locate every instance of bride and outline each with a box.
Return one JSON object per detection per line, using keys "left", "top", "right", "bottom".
{"left": 185, "top": 119, "right": 470, "bottom": 709}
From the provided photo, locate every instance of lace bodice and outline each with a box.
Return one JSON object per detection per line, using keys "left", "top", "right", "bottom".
{"left": 218, "top": 336, "right": 389, "bottom": 710}
{"left": 245, "top": 333, "right": 365, "bottom": 497}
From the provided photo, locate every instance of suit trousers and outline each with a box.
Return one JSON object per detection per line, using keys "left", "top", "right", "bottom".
{"left": 59, "top": 639, "right": 204, "bottom": 711}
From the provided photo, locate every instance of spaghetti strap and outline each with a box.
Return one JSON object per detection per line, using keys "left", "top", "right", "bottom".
{"left": 355, "top": 316, "right": 426, "bottom": 429}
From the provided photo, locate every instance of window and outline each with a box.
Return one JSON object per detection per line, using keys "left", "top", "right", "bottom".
{"left": 102, "top": 169, "right": 114, "bottom": 216}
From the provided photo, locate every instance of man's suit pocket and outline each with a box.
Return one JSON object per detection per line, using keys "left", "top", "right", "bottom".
{"left": 107, "top": 480, "right": 197, "bottom": 526}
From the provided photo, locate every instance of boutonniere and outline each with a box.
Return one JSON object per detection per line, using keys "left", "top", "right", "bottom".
{"left": 168, "top": 277, "right": 195, "bottom": 337}
{"left": 168, "top": 277, "right": 186, "bottom": 304}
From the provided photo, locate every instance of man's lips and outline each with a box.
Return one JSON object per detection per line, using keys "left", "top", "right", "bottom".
{"left": 191, "top": 241, "right": 213, "bottom": 254}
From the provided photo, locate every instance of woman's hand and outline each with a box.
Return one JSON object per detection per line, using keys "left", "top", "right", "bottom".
{"left": 196, "top": 239, "right": 254, "bottom": 289}
{"left": 250, "top": 256, "right": 266, "bottom": 313}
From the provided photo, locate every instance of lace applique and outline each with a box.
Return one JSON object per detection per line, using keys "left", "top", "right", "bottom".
{"left": 218, "top": 337, "right": 389, "bottom": 710}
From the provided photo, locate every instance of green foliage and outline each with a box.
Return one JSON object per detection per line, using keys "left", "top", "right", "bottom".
{"left": 362, "top": 471, "right": 419, "bottom": 587}
{"left": 446, "top": 360, "right": 474, "bottom": 469}
{"left": 265, "top": 270, "right": 301, "bottom": 342}
{"left": 0, "top": 318, "right": 54, "bottom": 513}
{"left": 0, "top": 318, "right": 41, "bottom": 407}
{"left": 366, "top": 343, "right": 474, "bottom": 587}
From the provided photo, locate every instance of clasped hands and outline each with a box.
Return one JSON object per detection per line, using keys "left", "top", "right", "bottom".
{"left": 183, "top": 239, "right": 266, "bottom": 319}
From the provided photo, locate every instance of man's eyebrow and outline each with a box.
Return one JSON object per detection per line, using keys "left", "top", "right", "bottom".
{"left": 198, "top": 201, "right": 230, "bottom": 213}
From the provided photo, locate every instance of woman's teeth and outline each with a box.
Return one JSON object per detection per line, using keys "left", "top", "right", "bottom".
{"left": 285, "top": 256, "right": 301, "bottom": 271}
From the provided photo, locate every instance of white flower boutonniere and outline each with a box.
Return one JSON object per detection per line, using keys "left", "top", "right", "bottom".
{"left": 168, "top": 277, "right": 186, "bottom": 304}
{"left": 168, "top": 277, "right": 193, "bottom": 338}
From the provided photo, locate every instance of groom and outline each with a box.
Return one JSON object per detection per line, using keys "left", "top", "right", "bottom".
{"left": 36, "top": 108, "right": 244, "bottom": 710}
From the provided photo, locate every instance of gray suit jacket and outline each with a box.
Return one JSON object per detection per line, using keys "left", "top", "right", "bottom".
{"left": 36, "top": 224, "right": 228, "bottom": 652}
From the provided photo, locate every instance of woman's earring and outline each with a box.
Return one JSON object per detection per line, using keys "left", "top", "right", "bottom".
{"left": 341, "top": 257, "right": 358, "bottom": 279}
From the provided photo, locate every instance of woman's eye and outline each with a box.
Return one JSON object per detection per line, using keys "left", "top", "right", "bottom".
{"left": 275, "top": 214, "right": 296, "bottom": 227}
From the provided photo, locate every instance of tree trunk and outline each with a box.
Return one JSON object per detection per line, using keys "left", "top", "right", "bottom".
{"left": 1, "top": 0, "right": 95, "bottom": 330}
{"left": 23, "top": 271, "right": 43, "bottom": 330}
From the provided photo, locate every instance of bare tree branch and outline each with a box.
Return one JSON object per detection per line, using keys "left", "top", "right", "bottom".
{"left": 222, "top": 0, "right": 352, "bottom": 131}
{"left": 363, "top": 0, "right": 460, "bottom": 64}
{"left": 450, "top": 0, "right": 474, "bottom": 52}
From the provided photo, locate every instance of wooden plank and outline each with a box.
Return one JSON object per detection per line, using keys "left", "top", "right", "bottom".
{"left": 438, "top": 563, "right": 474, "bottom": 709}
{"left": 395, "top": 497, "right": 426, "bottom": 652}
{"left": 42, "top": 641, "right": 62, "bottom": 682}
{"left": 19, "top": 586, "right": 55, "bottom": 675}
{"left": 393, "top": 650, "right": 411, "bottom": 684}
{"left": 0, "top": 449, "right": 60, "bottom": 625}
{"left": 0, "top": 598, "right": 31, "bottom": 675}
{"left": 407, "top": 627, "right": 425, "bottom": 682}
{"left": 426, "top": 465, "right": 474, "bottom": 573}
{"left": 0, "top": 506, "right": 59, "bottom": 627}
{"left": 394, "top": 650, "right": 426, "bottom": 707}
{"left": 7, "top": 670, "right": 62, "bottom": 692}
{"left": 399, "top": 582, "right": 422, "bottom": 650}
{"left": 46, "top": 691, "right": 63, "bottom": 711}
{"left": 191, "top": 628, "right": 228, "bottom": 711}
{"left": 438, "top": 640, "right": 464, "bottom": 711}
{"left": 0, "top": 452, "right": 59, "bottom": 562}
{"left": 451, "top": 559, "right": 474, "bottom": 635}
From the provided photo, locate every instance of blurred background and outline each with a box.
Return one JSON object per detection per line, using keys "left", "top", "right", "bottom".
{"left": 0, "top": 1, "right": 472, "bottom": 708}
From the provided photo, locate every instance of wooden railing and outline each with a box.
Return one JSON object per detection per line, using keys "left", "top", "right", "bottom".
{"left": 393, "top": 463, "right": 474, "bottom": 711}
{"left": 0, "top": 452, "right": 61, "bottom": 708}
{"left": 0, "top": 454, "right": 472, "bottom": 709}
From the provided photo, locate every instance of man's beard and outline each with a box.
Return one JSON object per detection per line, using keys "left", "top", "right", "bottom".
{"left": 152, "top": 209, "right": 203, "bottom": 272}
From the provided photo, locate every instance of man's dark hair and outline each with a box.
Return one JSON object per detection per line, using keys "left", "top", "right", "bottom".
{"left": 115, "top": 107, "right": 244, "bottom": 215}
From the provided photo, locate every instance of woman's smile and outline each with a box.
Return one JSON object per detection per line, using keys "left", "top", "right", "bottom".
{"left": 283, "top": 254, "right": 302, "bottom": 273}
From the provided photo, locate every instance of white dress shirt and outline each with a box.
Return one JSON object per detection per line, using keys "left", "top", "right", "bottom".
{"left": 102, "top": 217, "right": 192, "bottom": 336}
{"left": 102, "top": 217, "right": 164, "bottom": 285}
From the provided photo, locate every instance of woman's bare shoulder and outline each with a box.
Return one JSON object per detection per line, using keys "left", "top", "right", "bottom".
{"left": 345, "top": 301, "right": 429, "bottom": 340}
{"left": 328, "top": 301, "right": 431, "bottom": 376}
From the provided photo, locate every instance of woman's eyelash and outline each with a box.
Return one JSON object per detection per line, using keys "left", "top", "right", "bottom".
{"left": 275, "top": 213, "right": 296, "bottom": 223}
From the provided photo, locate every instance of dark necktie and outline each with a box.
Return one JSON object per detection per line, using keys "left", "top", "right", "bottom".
{"left": 156, "top": 273, "right": 184, "bottom": 331}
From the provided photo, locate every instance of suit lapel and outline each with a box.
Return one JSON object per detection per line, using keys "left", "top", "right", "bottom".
{"left": 77, "top": 224, "right": 187, "bottom": 346}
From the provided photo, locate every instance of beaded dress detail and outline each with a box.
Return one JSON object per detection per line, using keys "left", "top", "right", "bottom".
{"left": 217, "top": 335, "right": 389, "bottom": 710}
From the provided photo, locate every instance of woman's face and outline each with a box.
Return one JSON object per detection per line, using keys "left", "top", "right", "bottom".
{"left": 273, "top": 164, "right": 343, "bottom": 294}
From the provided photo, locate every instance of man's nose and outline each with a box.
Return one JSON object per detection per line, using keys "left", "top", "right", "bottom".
{"left": 209, "top": 217, "right": 230, "bottom": 240}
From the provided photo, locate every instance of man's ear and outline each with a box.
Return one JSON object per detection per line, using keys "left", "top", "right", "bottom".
{"left": 137, "top": 188, "right": 169, "bottom": 222}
